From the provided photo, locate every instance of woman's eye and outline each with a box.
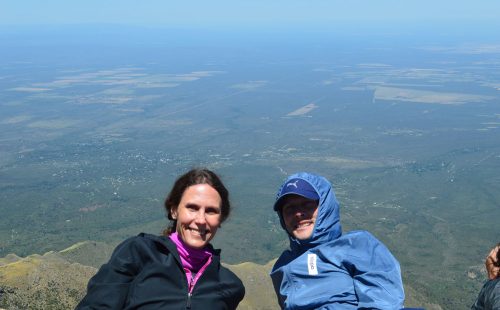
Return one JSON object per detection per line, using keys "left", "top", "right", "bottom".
{"left": 186, "top": 204, "right": 198, "bottom": 211}
{"left": 206, "top": 208, "right": 220, "bottom": 215}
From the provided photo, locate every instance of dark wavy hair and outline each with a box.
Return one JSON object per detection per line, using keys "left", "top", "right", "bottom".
{"left": 162, "top": 168, "right": 231, "bottom": 235}
{"left": 496, "top": 243, "right": 500, "bottom": 267}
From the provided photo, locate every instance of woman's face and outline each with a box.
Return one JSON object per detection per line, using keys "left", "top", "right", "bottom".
{"left": 171, "top": 184, "right": 222, "bottom": 249}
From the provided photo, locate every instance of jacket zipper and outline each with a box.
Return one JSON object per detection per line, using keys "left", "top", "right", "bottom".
{"left": 186, "top": 272, "right": 195, "bottom": 309}
{"left": 186, "top": 292, "right": 192, "bottom": 309}
{"left": 185, "top": 256, "right": 212, "bottom": 309}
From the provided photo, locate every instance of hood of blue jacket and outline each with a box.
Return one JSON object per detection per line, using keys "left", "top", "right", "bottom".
{"left": 275, "top": 172, "right": 342, "bottom": 253}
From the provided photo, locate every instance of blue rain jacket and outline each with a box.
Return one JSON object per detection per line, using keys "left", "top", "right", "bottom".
{"left": 270, "top": 172, "right": 405, "bottom": 309}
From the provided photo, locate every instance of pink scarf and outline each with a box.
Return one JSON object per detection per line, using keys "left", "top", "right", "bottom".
{"left": 169, "top": 232, "right": 213, "bottom": 293}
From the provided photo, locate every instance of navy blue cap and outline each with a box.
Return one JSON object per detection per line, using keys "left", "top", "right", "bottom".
{"left": 274, "top": 178, "right": 320, "bottom": 211}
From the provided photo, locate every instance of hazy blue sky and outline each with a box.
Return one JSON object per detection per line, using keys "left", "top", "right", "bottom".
{"left": 1, "top": 0, "right": 499, "bottom": 27}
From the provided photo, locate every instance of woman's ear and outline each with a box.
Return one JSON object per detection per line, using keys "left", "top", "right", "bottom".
{"left": 171, "top": 207, "right": 178, "bottom": 220}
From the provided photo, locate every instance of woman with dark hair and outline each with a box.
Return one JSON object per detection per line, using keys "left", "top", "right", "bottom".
{"left": 77, "top": 168, "right": 245, "bottom": 309}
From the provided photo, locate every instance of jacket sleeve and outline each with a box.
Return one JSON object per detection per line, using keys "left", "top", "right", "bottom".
{"left": 472, "top": 278, "right": 500, "bottom": 310}
{"left": 493, "top": 282, "right": 500, "bottom": 310}
{"left": 75, "top": 237, "right": 143, "bottom": 309}
{"left": 219, "top": 267, "right": 246, "bottom": 310}
{"left": 343, "top": 232, "right": 405, "bottom": 310}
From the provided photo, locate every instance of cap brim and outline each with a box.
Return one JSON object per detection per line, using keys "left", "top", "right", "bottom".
{"left": 273, "top": 192, "right": 319, "bottom": 211}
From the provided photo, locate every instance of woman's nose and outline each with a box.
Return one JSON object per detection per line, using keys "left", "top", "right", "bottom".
{"left": 194, "top": 211, "right": 207, "bottom": 223}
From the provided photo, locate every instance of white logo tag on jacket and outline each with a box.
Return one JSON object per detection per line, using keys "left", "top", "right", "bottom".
{"left": 307, "top": 254, "right": 318, "bottom": 275}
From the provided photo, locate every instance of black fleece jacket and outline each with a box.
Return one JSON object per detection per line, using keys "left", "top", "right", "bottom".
{"left": 76, "top": 233, "right": 245, "bottom": 309}
{"left": 471, "top": 278, "right": 500, "bottom": 310}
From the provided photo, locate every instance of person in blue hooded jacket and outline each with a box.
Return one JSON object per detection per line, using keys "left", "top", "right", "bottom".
{"left": 270, "top": 172, "right": 405, "bottom": 309}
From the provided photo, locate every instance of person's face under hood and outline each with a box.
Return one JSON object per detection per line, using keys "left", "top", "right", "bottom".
{"left": 275, "top": 172, "right": 342, "bottom": 251}
{"left": 281, "top": 195, "right": 319, "bottom": 240}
